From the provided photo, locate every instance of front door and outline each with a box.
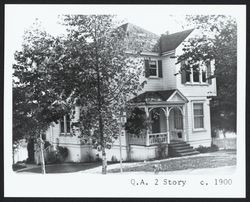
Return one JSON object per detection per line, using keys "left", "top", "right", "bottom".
{"left": 169, "top": 108, "right": 184, "bottom": 141}
{"left": 151, "top": 110, "right": 161, "bottom": 134}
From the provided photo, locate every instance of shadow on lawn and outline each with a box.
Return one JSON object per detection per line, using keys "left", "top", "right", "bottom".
{"left": 108, "top": 150, "right": 236, "bottom": 173}
{"left": 16, "top": 162, "right": 102, "bottom": 174}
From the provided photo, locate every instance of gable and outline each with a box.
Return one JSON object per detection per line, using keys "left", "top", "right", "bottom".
{"left": 159, "top": 29, "right": 194, "bottom": 53}
{"left": 167, "top": 90, "right": 189, "bottom": 103}
{"left": 168, "top": 93, "right": 183, "bottom": 102}
{"left": 129, "top": 89, "right": 188, "bottom": 103}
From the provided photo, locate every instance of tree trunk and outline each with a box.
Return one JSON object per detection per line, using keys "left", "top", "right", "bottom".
{"left": 39, "top": 134, "right": 46, "bottom": 174}
{"left": 101, "top": 146, "right": 107, "bottom": 174}
{"left": 94, "top": 23, "right": 107, "bottom": 174}
{"left": 12, "top": 147, "right": 15, "bottom": 165}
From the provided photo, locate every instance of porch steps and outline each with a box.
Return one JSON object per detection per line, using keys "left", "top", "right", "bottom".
{"left": 169, "top": 141, "right": 199, "bottom": 157}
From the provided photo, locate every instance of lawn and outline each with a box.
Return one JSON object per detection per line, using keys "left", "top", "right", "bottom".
{"left": 17, "top": 162, "right": 101, "bottom": 173}
{"left": 108, "top": 150, "right": 236, "bottom": 173}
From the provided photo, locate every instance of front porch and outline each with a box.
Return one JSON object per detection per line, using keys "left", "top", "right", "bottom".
{"left": 128, "top": 89, "right": 189, "bottom": 146}
{"left": 127, "top": 89, "right": 190, "bottom": 160}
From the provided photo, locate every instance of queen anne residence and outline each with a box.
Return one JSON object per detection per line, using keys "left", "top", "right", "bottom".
{"left": 36, "top": 23, "right": 216, "bottom": 163}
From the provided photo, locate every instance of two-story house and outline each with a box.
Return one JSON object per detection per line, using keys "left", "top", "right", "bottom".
{"left": 38, "top": 23, "right": 216, "bottom": 163}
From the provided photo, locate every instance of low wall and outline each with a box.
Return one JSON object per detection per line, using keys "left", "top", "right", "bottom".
{"left": 129, "top": 144, "right": 168, "bottom": 161}
{"left": 212, "top": 137, "right": 237, "bottom": 150}
{"left": 94, "top": 145, "right": 128, "bottom": 162}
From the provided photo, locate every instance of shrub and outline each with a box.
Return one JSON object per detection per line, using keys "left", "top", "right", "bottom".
{"left": 157, "top": 142, "right": 167, "bottom": 159}
{"left": 196, "top": 144, "right": 219, "bottom": 153}
{"left": 111, "top": 155, "right": 118, "bottom": 163}
{"left": 46, "top": 146, "right": 69, "bottom": 164}
{"left": 57, "top": 146, "right": 68, "bottom": 162}
{"left": 47, "top": 151, "right": 60, "bottom": 164}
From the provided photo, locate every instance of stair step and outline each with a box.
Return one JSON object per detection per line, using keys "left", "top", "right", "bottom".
{"left": 169, "top": 144, "right": 191, "bottom": 149}
{"left": 178, "top": 151, "right": 200, "bottom": 156}
{"left": 169, "top": 141, "right": 186, "bottom": 145}
{"left": 174, "top": 148, "right": 195, "bottom": 153}
{"left": 168, "top": 140, "right": 199, "bottom": 157}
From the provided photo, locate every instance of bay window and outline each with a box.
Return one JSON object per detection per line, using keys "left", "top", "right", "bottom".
{"left": 181, "top": 61, "right": 212, "bottom": 84}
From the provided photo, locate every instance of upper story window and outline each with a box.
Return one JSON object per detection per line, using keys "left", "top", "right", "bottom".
{"left": 145, "top": 59, "right": 163, "bottom": 78}
{"left": 149, "top": 60, "right": 157, "bottom": 76}
{"left": 60, "top": 114, "right": 71, "bottom": 136}
{"left": 181, "top": 61, "right": 212, "bottom": 85}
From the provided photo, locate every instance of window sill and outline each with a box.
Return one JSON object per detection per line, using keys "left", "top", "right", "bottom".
{"left": 193, "top": 128, "right": 206, "bottom": 132}
{"left": 184, "top": 82, "right": 209, "bottom": 86}
{"left": 59, "top": 133, "right": 73, "bottom": 137}
{"left": 148, "top": 76, "right": 161, "bottom": 79}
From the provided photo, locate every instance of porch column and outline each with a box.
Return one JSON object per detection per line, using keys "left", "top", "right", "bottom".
{"left": 145, "top": 106, "right": 150, "bottom": 146}
{"left": 165, "top": 107, "right": 170, "bottom": 144}
{"left": 182, "top": 104, "right": 188, "bottom": 142}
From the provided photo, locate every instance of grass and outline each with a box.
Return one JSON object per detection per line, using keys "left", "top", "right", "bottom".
{"left": 17, "top": 162, "right": 102, "bottom": 173}
{"left": 108, "top": 150, "right": 236, "bottom": 173}
{"left": 12, "top": 163, "right": 27, "bottom": 171}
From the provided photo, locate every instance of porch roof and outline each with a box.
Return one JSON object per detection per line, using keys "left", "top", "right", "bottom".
{"left": 130, "top": 89, "right": 188, "bottom": 104}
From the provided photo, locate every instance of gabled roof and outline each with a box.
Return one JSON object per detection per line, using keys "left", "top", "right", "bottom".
{"left": 160, "top": 29, "right": 194, "bottom": 53}
{"left": 120, "top": 23, "right": 194, "bottom": 54}
{"left": 130, "top": 89, "right": 188, "bottom": 103}
{"left": 120, "top": 23, "right": 160, "bottom": 52}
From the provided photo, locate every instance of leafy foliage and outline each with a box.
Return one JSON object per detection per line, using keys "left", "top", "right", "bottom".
{"left": 13, "top": 16, "right": 144, "bottom": 174}
{"left": 125, "top": 107, "right": 147, "bottom": 136}
{"left": 177, "top": 15, "right": 237, "bottom": 133}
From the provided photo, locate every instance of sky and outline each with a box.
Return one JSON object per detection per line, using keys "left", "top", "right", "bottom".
{"left": 6, "top": 5, "right": 192, "bottom": 52}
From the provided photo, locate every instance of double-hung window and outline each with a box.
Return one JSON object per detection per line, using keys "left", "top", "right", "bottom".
{"left": 144, "top": 59, "right": 163, "bottom": 78}
{"left": 193, "top": 103, "right": 204, "bottom": 129}
{"left": 60, "top": 114, "right": 71, "bottom": 135}
{"left": 149, "top": 60, "right": 158, "bottom": 77}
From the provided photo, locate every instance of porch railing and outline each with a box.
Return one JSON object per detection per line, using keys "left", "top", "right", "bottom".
{"left": 149, "top": 132, "right": 168, "bottom": 145}
{"left": 129, "top": 132, "right": 169, "bottom": 146}
{"left": 129, "top": 134, "right": 147, "bottom": 146}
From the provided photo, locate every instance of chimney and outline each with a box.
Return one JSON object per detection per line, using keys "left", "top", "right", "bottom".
{"left": 165, "top": 31, "right": 170, "bottom": 35}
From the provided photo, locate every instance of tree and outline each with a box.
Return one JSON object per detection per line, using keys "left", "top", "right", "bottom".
{"left": 13, "top": 20, "right": 71, "bottom": 173}
{"left": 176, "top": 15, "right": 237, "bottom": 136}
{"left": 13, "top": 16, "right": 144, "bottom": 174}
{"left": 61, "top": 15, "right": 144, "bottom": 174}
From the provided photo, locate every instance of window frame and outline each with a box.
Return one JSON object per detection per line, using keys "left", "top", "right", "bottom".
{"left": 192, "top": 101, "right": 206, "bottom": 131}
{"left": 148, "top": 60, "right": 159, "bottom": 78}
{"left": 60, "top": 114, "right": 72, "bottom": 136}
{"left": 181, "top": 61, "right": 211, "bottom": 85}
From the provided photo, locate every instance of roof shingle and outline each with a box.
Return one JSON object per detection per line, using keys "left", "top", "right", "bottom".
{"left": 130, "top": 90, "right": 176, "bottom": 103}
{"left": 160, "top": 29, "right": 194, "bottom": 53}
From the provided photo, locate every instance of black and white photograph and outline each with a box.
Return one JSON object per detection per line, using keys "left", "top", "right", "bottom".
{"left": 4, "top": 4, "right": 246, "bottom": 198}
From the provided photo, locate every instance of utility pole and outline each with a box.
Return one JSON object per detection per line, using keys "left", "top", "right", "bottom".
{"left": 119, "top": 121, "right": 123, "bottom": 173}
{"left": 39, "top": 133, "right": 46, "bottom": 174}
{"left": 119, "top": 111, "right": 127, "bottom": 173}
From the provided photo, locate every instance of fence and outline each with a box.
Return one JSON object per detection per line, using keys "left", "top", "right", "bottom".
{"left": 212, "top": 137, "right": 236, "bottom": 150}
